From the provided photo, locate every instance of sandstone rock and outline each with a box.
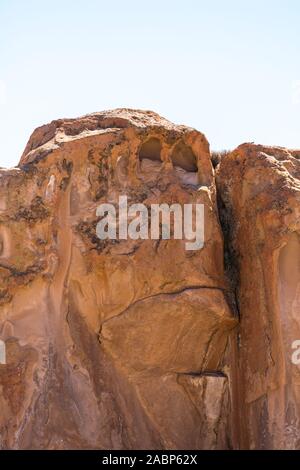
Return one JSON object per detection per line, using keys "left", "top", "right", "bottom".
{"left": 3, "top": 110, "right": 298, "bottom": 450}
{"left": 0, "top": 109, "right": 237, "bottom": 449}
{"left": 217, "top": 144, "right": 300, "bottom": 449}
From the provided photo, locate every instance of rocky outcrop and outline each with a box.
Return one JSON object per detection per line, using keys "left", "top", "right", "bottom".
{"left": 0, "top": 110, "right": 299, "bottom": 450}
{"left": 217, "top": 144, "right": 300, "bottom": 449}
{"left": 0, "top": 109, "right": 236, "bottom": 449}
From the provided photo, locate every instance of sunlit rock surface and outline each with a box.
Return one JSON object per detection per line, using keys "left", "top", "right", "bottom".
{"left": 1, "top": 110, "right": 299, "bottom": 449}
{"left": 0, "top": 109, "right": 236, "bottom": 449}
{"left": 217, "top": 144, "right": 300, "bottom": 449}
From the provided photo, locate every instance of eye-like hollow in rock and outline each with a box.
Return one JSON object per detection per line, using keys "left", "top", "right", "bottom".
{"left": 171, "top": 141, "right": 199, "bottom": 186}
{"left": 171, "top": 141, "right": 198, "bottom": 172}
{"left": 139, "top": 138, "right": 162, "bottom": 162}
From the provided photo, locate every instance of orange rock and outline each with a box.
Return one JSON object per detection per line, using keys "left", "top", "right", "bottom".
{"left": 217, "top": 143, "right": 300, "bottom": 450}
{"left": 6, "top": 113, "right": 300, "bottom": 450}
{"left": 0, "top": 109, "right": 236, "bottom": 449}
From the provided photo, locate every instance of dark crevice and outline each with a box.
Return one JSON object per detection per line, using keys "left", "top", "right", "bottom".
{"left": 211, "top": 150, "right": 231, "bottom": 170}
{"left": 215, "top": 178, "right": 240, "bottom": 321}
{"left": 178, "top": 370, "right": 227, "bottom": 378}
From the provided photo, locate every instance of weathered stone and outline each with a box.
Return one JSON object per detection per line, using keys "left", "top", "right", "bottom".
{"left": 217, "top": 144, "right": 300, "bottom": 450}
{"left": 0, "top": 109, "right": 236, "bottom": 449}
{"left": 3, "top": 111, "right": 299, "bottom": 450}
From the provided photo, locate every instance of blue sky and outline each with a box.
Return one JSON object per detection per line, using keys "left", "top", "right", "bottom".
{"left": 0, "top": 0, "right": 300, "bottom": 167}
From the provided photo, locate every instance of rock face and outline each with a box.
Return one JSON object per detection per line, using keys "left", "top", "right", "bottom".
{"left": 0, "top": 109, "right": 236, "bottom": 449}
{"left": 217, "top": 144, "right": 300, "bottom": 449}
{"left": 0, "top": 110, "right": 299, "bottom": 450}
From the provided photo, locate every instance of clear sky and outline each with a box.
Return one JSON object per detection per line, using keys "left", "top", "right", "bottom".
{"left": 0, "top": 0, "right": 300, "bottom": 168}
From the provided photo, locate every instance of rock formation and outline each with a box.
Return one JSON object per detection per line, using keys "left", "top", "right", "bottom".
{"left": 0, "top": 109, "right": 299, "bottom": 449}
{"left": 217, "top": 144, "right": 300, "bottom": 449}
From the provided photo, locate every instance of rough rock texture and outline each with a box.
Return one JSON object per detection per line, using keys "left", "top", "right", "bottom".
{"left": 0, "top": 109, "right": 237, "bottom": 449}
{"left": 1, "top": 110, "right": 299, "bottom": 450}
{"left": 217, "top": 144, "right": 300, "bottom": 449}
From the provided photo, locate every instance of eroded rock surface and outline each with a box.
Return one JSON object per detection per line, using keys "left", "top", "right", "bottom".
{"left": 0, "top": 109, "right": 236, "bottom": 449}
{"left": 1, "top": 110, "right": 299, "bottom": 450}
{"left": 217, "top": 144, "right": 300, "bottom": 449}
